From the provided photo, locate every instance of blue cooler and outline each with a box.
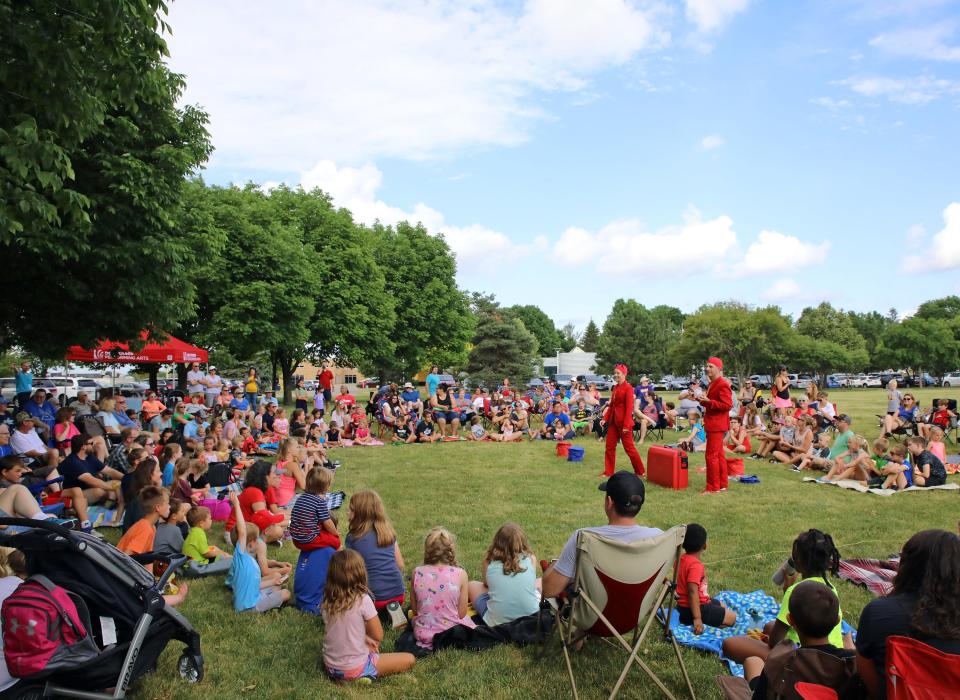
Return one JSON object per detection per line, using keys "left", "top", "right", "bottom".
{"left": 567, "top": 446, "right": 585, "bottom": 462}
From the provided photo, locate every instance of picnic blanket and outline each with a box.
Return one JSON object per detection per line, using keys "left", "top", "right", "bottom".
{"left": 839, "top": 557, "right": 900, "bottom": 597}
{"left": 87, "top": 505, "right": 120, "bottom": 527}
{"left": 667, "top": 589, "right": 779, "bottom": 677}
{"left": 668, "top": 590, "right": 857, "bottom": 678}
{"left": 803, "top": 477, "right": 959, "bottom": 497}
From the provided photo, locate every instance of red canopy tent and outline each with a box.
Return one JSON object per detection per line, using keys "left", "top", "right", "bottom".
{"left": 66, "top": 331, "right": 208, "bottom": 364}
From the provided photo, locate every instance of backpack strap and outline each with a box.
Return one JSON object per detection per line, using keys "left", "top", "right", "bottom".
{"left": 28, "top": 574, "right": 57, "bottom": 592}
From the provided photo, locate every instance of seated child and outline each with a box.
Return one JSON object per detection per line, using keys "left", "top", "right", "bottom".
{"left": 392, "top": 416, "right": 417, "bottom": 443}
{"left": 182, "top": 505, "right": 233, "bottom": 577}
{"left": 675, "top": 523, "right": 736, "bottom": 633}
{"left": 326, "top": 423, "right": 344, "bottom": 447}
{"left": 795, "top": 432, "right": 832, "bottom": 472}
{"left": 723, "top": 529, "right": 850, "bottom": 664}
{"left": 677, "top": 411, "right": 706, "bottom": 452}
{"left": 467, "top": 522, "right": 541, "bottom": 627}
{"left": 864, "top": 437, "right": 908, "bottom": 490}
{"left": 321, "top": 550, "right": 416, "bottom": 682}
{"left": 925, "top": 399, "right": 955, "bottom": 437}
{"left": 496, "top": 419, "right": 524, "bottom": 442}
{"left": 414, "top": 414, "right": 440, "bottom": 444}
{"left": 225, "top": 490, "right": 290, "bottom": 612}
{"left": 345, "top": 490, "right": 406, "bottom": 625}
{"left": 926, "top": 426, "right": 948, "bottom": 464}
{"left": 411, "top": 527, "right": 475, "bottom": 649}
{"left": 571, "top": 400, "right": 591, "bottom": 435}
{"left": 153, "top": 498, "right": 189, "bottom": 556}
{"left": 906, "top": 436, "right": 947, "bottom": 487}
{"left": 822, "top": 435, "right": 869, "bottom": 482}
{"left": 743, "top": 580, "right": 856, "bottom": 700}
{"left": 117, "top": 486, "right": 170, "bottom": 563}
{"left": 466, "top": 416, "right": 490, "bottom": 442}
{"left": 289, "top": 467, "right": 341, "bottom": 551}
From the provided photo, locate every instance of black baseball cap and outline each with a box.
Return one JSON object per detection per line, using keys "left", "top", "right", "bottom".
{"left": 836, "top": 414, "right": 852, "bottom": 424}
{"left": 599, "top": 471, "right": 645, "bottom": 510}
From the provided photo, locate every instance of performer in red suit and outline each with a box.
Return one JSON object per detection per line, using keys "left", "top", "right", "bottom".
{"left": 601, "top": 363, "right": 645, "bottom": 477}
{"left": 697, "top": 356, "right": 733, "bottom": 494}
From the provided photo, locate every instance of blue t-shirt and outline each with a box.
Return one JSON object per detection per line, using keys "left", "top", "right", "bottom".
{"left": 114, "top": 410, "right": 136, "bottom": 428}
{"left": 183, "top": 420, "right": 207, "bottom": 440}
{"left": 226, "top": 544, "right": 261, "bottom": 612}
{"left": 0, "top": 445, "right": 11, "bottom": 458}
{"left": 14, "top": 371, "right": 32, "bottom": 394}
{"left": 545, "top": 412, "right": 571, "bottom": 429}
{"left": 60, "top": 453, "right": 105, "bottom": 490}
{"left": 229, "top": 398, "right": 250, "bottom": 412}
{"left": 346, "top": 529, "right": 404, "bottom": 602}
{"left": 691, "top": 422, "right": 706, "bottom": 443}
{"left": 401, "top": 390, "right": 421, "bottom": 404}
{"left": 25, "top": 400, "right": 56, "bottom": 429}
{"left": 162, "top": 461, "right": 175, "bottom": 487}
{"left": 426, "top": 373, "right": 440, "bottom": 397}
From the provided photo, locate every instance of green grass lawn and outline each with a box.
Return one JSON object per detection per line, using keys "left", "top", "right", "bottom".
{"left": 135, "top": 388, "right": 959, "bottom": 699}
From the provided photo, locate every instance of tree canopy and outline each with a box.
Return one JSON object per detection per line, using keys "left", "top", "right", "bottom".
{"left": 467, "top": 303, "right": 537, "bottom": 390}
{"left": 595, "top": 300, "right": 683, "bottom": 376}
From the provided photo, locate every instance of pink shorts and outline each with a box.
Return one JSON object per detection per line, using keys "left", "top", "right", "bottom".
{"left": 773, "top": 396, "right": 793, "bottom": 409}
{"left": 327, "top": 653, "right": 378, "bottom": 681}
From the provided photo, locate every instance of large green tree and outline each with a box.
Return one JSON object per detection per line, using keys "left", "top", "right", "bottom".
{"left": 914, "top": 296, "right": 960, "bottom": 322}
{"left": 594, "top": 300, "right": 682, "bottom": 376}
{"left": 466, "top": 305, "right": 537, "bottom": 390}
{"left": 877, "top": 317, "right": 960, "bottom": 379}
{"left": 674, "top": 302, "right": 794, "bottom": 380}
{"left": 847, "top": 311, "right": 894, "bottom": 368}
{"left": 1, "top": 1, "right": 211, "bottom": 354}
{"left": 506, "top": 305, "right": 561, "bottom": 357}
{"left": 795, "top": 303, "right": 869, "bottom": 377}
{"left": 580, "top": 319, "right": 601, "bottom": 352}
{"left": 369, "top": 220, "right": 471, "bottom": 380}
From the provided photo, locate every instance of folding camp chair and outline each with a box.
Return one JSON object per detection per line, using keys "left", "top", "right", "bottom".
{"left": 547, "top": 525, "right": 695, "bottom": 700}
{"left": 886, "top": 635, "right": 960, "bottom": 700}
{"left": 928, "top": 398, "right": 959, "bottom": 444}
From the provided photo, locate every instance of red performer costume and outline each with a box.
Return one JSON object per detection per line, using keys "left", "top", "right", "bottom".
{"left": 698, "top": 356, "right": 733, "bottom": 493}
{"left": 602, "top": 364, "right": 645, "bottom": 477}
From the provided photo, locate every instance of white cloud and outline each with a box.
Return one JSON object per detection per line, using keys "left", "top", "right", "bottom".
{"left": 906, "top": 224, "right": 926, "bottom": 245}
{"left": 738, "top": 230, "right": 831, "bottom": 276}
{"left": 165, "top": 1, "right": 670, "bottom": 171}
{"left": 811, "top": 96, "right": 852, "bottom": 110}
{"left": 684, "top": 0, "right": 750, "bottom": 33}
{"left": 870, "top": 22, "right": 960, "bottom": 61}
{"left": 904, "top": 202, "right": 960, "bottom": 271}
{"left": 836, "top": 75, "right": 960, "bottom": 104}
{"left": 552, "top": 211, "right": 739, "bottom": 273}
{"left": 299, "top": 160, "right": 545, "bottom": 269}
{"left": 698, "top": 134, "right": 726, "bottom": 151}
{"left": 763, "top": 278, "right": 801, "bottom": 302}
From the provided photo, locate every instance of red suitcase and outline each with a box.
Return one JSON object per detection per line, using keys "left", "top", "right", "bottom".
{"left": 646, "top": 446, "right": 688, "bottom": 490}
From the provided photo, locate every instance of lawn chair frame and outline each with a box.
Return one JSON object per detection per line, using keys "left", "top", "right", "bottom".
{"left": 546, "top": 526, "right": 696, "bottom": 700}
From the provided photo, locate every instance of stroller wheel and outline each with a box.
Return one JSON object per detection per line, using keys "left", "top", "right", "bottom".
{"left": 178, "top": 653, "right": 204, "bottom": 684}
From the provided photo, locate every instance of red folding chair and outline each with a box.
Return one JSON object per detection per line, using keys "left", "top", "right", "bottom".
{"left": 795, "top": 682, "right": 839, "bottom": 700}
{"left": 886, "top": 635, "right": 960, "bottom": 700}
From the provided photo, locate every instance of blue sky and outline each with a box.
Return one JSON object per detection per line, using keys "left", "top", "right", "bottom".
{"left": 165, "top": 0, "right": 960, "bottom": 334}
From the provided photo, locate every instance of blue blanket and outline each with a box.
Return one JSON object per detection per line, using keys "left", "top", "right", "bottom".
{"left": 667, "top": 589, "right": 778, "bottom": 677}
{"left": 667, "top": 589, "right": 857, "bottom": 677}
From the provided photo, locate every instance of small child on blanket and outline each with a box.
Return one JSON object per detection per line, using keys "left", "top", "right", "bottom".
{"left": 677, "top": 524, "right": 736, "bottom": 634}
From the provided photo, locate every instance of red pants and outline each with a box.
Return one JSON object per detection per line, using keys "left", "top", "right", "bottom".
{"left": 705, "top": 431, "right": 728, "bottom": 492}
{"left": 604, "top": 426, "right": 645, "bottom": 476}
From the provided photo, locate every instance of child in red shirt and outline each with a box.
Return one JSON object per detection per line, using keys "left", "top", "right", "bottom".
{"left": 676, "top": 523, "right": 737, "bottom": 634}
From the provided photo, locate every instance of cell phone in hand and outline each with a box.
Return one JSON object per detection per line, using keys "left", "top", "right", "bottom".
{"left": 217, "top": 490, "right": 228, "bottom": 500}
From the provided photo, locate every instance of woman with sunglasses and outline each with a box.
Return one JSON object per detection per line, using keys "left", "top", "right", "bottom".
{"left": 879, "top": 392, "right": 919, "bottom": 439}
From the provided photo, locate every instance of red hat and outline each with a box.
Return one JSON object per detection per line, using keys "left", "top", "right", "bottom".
{"left": 707, "top": 357, "right": 723, "bottom": 370}
{"left": 615, "top": 363, "right": 628, "bottom": 376}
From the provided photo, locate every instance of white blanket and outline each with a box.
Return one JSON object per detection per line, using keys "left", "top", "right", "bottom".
{"left": 803, "top": 477, "right": 959, "bottom": 497}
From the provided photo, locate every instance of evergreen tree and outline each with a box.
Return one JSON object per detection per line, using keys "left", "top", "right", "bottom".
{"left": 581, "top": 319, "right": 600, "bottom": 352}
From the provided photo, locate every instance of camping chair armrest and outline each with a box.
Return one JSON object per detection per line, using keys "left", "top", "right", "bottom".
{"left": 26, "top": 477, "right": 65, "bottom": 497}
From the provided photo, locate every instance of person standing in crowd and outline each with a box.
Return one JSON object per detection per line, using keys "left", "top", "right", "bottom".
{"left": 186, "top": 362, "right": 205, "bottom": 400}
{"left": 697, "top": 357, "right": 733, "bottom": 494}
{"left": 12, "top": 361, "right": 32, "bottom": 411}
{"left": 772, "top": 366, "right": 792, "bottom": 417}
{"left": 600, "top": 363, "right": 645, "bottom": 478}
{"left": 203, "top": 366, "right": 222, "bottom": 408}
{"left": 426, "top": 365, "right": 441, "bottom": 398}
{"left": 244, "top": 367, "right": 260, "bottom": 409}
{"left": 317, "top": 361, "right": 334, "bottom": 404}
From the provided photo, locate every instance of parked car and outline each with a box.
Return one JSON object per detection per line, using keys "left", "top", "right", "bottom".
{"left": 941, "top": 371, "right": 960, "bottom": 388}
{"left": 749, "top": 374, "right": 772, "bottom": 389}
{"left": 554, "top": 374, "right": 574, "bottom": 388}
{"left": 903, "top": 372, "right": 937, "bottom": 387}
{"left": 580, "top": 374, "right": 612, "bottom": 390}
{"left": 864, "top": 373, "right": 883, "bottom": 388}
{"left": 795, "top": 374, "right": 814, "bottom": 389}
{"left": 357, "top": 377, "right": 380, "bottom": 388}
{"left": 825, "top": 374, "right": 843, "bottom": 389}
{"left": 527, "top": 378, "right": 545, "bottom": 388}
{"left": 847, "top": 373, "right": 868, "bottom": 388}
{"left": 48, "top": 376, "right": 84, "bottom": 402}
{"left": 830, "top": 373, "right": 850, "bottom": 387}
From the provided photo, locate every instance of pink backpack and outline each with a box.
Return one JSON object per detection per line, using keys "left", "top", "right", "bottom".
{"left": 2, "top": 575, "right": 99, "bottom": 678}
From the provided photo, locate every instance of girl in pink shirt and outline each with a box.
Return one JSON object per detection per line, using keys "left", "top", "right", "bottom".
{"left": 411, "top": 527, "right": 475, "bottom": 649}
{"left": 272, "top": 408, "right": 289, "bottom": 439}
{"left": 322, "top": 550, "right": 415, "bottom": 682}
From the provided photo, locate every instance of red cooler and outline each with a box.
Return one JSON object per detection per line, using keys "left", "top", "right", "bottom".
{"left": 646, "top": 446, "right": 688, "bottom": 490}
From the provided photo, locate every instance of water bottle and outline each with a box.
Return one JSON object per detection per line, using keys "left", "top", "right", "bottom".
{"left": 772, "top": 557, "right": 796, "bottom": 587}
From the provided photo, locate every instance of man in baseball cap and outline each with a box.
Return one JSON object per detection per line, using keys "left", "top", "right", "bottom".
{"left": 541, "top": 470, "right": 663, "bottom": 599}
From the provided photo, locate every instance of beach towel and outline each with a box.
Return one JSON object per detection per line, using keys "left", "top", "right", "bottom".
{"left": 803, "top": 477, "right": 959, "bottom": 497}
{"left": 87, "top": 505, "right": 119, "bottom": 527}
{"left": 839, "top": 557, "right": 899, "bottom": 597}
{"left": 667, "top": 589, "right": 779, "bottom": 677}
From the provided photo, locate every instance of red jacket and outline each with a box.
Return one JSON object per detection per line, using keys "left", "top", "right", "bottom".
{"left": 701, "top": 376, "right": 733, "bottom": 433}
{"left": 605, "top": 381, "right": 635, "bottom": 429}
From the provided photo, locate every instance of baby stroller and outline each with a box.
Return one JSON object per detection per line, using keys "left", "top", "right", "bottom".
{"left": 0, "top": 518, "right": 203, "bottom": 699}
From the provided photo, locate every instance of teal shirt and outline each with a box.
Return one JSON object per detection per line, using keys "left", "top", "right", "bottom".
{"left": 482, "top": 555, "right": 541, "bottom": 626}
{"left": 829, "top": 430, "right": 853, "bottom": 460}
{"left": 15, "top": 370, "right": 32, "bottom": 394}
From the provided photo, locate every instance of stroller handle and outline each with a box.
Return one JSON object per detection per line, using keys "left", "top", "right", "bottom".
{"left": 131, "top": 552, "right": 189, "bottom": 591}
{"left": 0, "top": 516, "right": 77, "bottom": 540}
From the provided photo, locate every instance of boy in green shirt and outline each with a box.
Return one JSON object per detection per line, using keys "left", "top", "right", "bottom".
{"left": 182, "top": 505, "right": 233, "bottom": 577}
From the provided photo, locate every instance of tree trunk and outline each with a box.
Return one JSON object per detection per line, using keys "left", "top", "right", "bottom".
{"left": 147, "top": 365, "right": 159, "bottom": 392}
{"left": 276, "top": 350, "right": 302, "bottom": 405}
{"left": 176, "top": 363, "right": 188, "bottom": 392}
